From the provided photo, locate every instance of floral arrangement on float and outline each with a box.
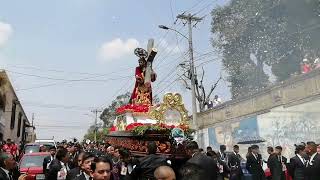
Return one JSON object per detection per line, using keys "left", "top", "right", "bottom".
{"left": 114, "top": 122, "right": 195, "bottom": 143}
{"left": 109, "top": 123, "right": 193, "bottom": 136}
{"left": 116, "top": 104, "right": 150, "bottom": 114}
{"left": 110, "top": 93, "right": 194, "bottom": 144}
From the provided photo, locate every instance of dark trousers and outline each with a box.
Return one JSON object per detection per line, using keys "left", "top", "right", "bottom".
{"left": 230, "top": 169, "right": 242, "bottom": 180}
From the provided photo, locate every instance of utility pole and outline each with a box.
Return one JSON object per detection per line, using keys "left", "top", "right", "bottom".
{"left": 91, "top": 109, "right": 102, "bottom": 142}
{"left": 177, "top": 14, "right": 202, "bottom": 130}
{"left": 32, "top": 113, "right": 35, "bottom": 142}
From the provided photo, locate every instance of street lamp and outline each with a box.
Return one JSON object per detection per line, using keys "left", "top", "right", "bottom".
{"left": 158, "top": 25, "right": 189, "bottom": 40}
{"left": 158, "top": 24, "right": 198, "bottom": 130}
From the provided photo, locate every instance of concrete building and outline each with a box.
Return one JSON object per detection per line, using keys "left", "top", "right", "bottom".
{"left": 0, "top": 70, "right": 35, "bottom": 143}
{"left": 197, "top": 69, "right": 320, "bottom": 159}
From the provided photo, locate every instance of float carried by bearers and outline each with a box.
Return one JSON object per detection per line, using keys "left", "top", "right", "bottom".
{"left": 105, "top": 39, "right": 194, "bottom": 159}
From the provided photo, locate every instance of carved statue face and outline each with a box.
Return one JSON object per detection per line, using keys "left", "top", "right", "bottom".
{"left": 138, "top": 58, "right": 146, "bottom": 67}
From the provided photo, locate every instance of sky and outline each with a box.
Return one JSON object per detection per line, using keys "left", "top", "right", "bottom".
{"left": 0, "top": 0, "right": 229, "bottom": 141}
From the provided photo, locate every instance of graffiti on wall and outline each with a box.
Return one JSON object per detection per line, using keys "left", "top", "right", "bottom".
{"left": 208, "top": 116, "right": 260, "bottom": 154}
{"left": 258, "top": 105, "right": 320, "bottom": 158}
{"left": 206, "top": 99, "right": 320, "bottom": 159}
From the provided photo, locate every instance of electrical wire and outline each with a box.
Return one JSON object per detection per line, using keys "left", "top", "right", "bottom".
{"left": 6, "top": 64, "right": 115, "bottom": 76}
{"left": 6, "top": 70, "right": 131, "bottom": 82}
{"left": 14, "top": 70, "right": 132, "bottom": 91}
{"left": 22, "top": 101, "right": 97, "bottom": 111}
{"left": 184, "top": 0, "right": 209, "bottom": 14}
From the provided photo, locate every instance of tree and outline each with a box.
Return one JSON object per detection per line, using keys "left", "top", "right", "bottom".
{"left": 179, "top": 65, "right": 222, "bottom": 112}
{"left": 83, "top": 125, "right": 109, "bottom": 142}
{"left": 211, "top": 0, "right": 320, "bottom": 99}
{"left": 195, "top": 68, "right": 222, "bottom": 112}
{"left": 100, "top": 92, "right": 131, "bottom": 128}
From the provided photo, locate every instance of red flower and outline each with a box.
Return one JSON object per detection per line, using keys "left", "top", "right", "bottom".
{"left": 110, "top": 125, "right": 117, "bottom": 132}
{"left": 125, "top": 122, "right": 144, "bottom": 131}
{"left": 116, "top": 104, "right": 150, "bottom": 114}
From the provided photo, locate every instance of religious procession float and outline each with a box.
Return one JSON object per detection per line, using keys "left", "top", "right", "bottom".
{"left": 105, "top": 39, "right": 194, "bottom": 159}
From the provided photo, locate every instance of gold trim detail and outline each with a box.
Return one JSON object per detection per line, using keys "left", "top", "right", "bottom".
{"left": 149, "top": 93, "right": 189, "bottom": 124}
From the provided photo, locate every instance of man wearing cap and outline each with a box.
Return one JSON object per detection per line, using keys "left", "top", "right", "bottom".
{"left": 0, "top": 153, "right": 17, "bottom": 180}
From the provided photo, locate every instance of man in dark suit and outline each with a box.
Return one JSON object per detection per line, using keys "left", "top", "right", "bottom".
{"left": 217, "top": 145, "right": 228, "bottom": 180}
{"left": 267, "top": 146, "right": 287, "bottom": 180}
{"left": 128, "top": 141, "right": 168, "bottom": 180}
{"left": 218, "top": 145, "right": 227, "bottom": 163}
{"left": 47, "top": 147, "right": 70, "bottom": 180}
{"left": 304, "top": 141, "right": 320, "bottom": 180}
{"left": 228, "top": 145, "right": 242, "bottom": 180}
{"left": 288, "top": 144, "right": 306, "bottom": 180}
{"left": 265, "top": 146, "right": 274, "bottom": 180}
{"left": 0, "top": 153, "right": 17, "bottom": 180}
{"left": 179, "top": 163, "right": 206, "bottom": 180}
{"left": 73, "top": 152, "right": 95, "bottom": 180}
{"left": 186, "top": 141, "right": 218, "bottom": 180}
{"left": 246, "top": 145, "right": 265, "bottom": 180}
{"left": 66, "top": 152, "right": 84, "bottom": 180}
{"left": 43, "top": 146, "right": 56, "bottom": 177}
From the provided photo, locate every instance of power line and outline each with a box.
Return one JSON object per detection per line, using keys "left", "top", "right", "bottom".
{"left": 14, "top": 70, "right": 132, "bottom": 91}
{"left": 6, "top": 64, "right": 115, "bottom": 76}
{"left": 184, "top": 0, "right": 208, "bottom": 14}
{"left": 192, "top": 1, "right": 216, "bottom": 16}
{"left": 35, "top": 125, "right": 84, "bottom": 128}
{"left": 22, "top": 101, "right": 96, "bottom": 111}
{"left": 154, "top": 74, "right": 184, "bottom": 97}
{"left": 6, "top": 70, "right": 131, "bottom": 82}
{"left": 154, "top": 29, "right": 187, "bottom": 68}
{"left": 98, "top": 77, "right": 134, "bottom": 108}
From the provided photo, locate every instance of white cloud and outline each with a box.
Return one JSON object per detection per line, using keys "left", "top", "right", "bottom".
{"left": 99, "top": 38, "right": 139, "bottom": 62}
{"left": 0, "top": 21, "right": 13, "bottom": 47}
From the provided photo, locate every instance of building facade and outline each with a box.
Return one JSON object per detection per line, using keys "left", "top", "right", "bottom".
{"left": 0, "top": 70, "right": 34, "bottom": 143}
{"left": 197, "top": 70, "right": 320, "bottom": 159}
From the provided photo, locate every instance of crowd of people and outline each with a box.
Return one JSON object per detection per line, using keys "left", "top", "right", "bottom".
{"left": 0, "top": 139, "right": 320, "bottom": 180}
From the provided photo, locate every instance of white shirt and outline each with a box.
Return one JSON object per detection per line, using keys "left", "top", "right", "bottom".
{"left": 46, "top": 156, "right": 54, "bottom": 169}
{"left": 308, "top": 153, "right": 318, "bottom": 166}
{"left": 83, "top": 172, "right": 91, "bottom": 180}
{"left": 252, "top": 152, "right": 257, "bottom": 159}
{"left": 192, "top": 152, "right": 197, "bottom": 157}
{"left": 0, "top": 167, "right": 10, "bottom": 179}
{"left": 214, "top": 98, "right": 222, "bottom": 105}
{"left": 219, "top": 151, "right": 225, "bottom": 159}
{"left": 57, "top": 162, "right": 68, "bottom": 180}
{"left": 297, "top": 154, "right": 305, "bottom": 165}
